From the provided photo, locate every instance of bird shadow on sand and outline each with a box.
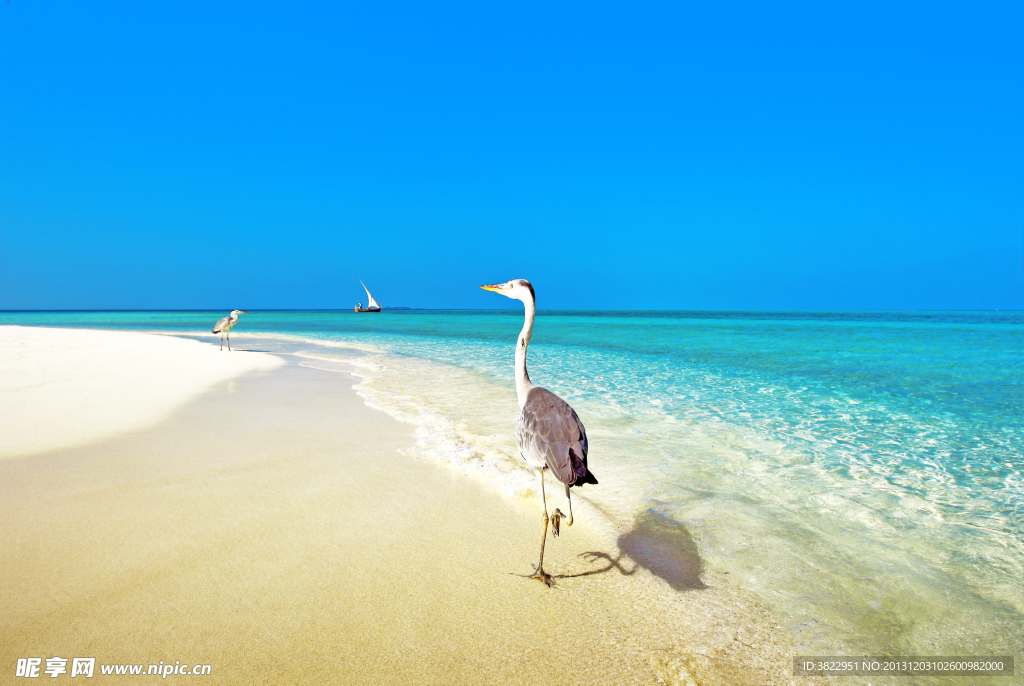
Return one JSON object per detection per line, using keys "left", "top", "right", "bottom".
{"left": 552, "top": 551, "right": 638, "bottom": 581}
{"left": 616, "top": 508, "right": 707, "bottom": 590}
{"left": 552, "top": 509, "right": 706, "bottom": 590}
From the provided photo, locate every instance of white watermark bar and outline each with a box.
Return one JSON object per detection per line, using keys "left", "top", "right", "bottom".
{"left": 15, "top": 658, "right": 212, "bottom": 679}
{"left": 794, "top": 656, "right": 1014, "bottom": 677}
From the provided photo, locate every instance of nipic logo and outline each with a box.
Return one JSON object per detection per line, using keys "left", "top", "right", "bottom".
{"left": 16, "top": 657, "right": 96, "bottom": 678}
{"left": 15, "top": 658, "right": 210, "bottom": 678}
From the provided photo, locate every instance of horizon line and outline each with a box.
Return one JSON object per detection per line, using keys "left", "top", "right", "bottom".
{"left": 2, "top": 308, "right": 1022, "bottom": 314}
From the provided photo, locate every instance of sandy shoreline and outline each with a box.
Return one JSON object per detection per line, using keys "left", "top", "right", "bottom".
{"left": 1, "top": 327, "right": 812, "bottom": 685}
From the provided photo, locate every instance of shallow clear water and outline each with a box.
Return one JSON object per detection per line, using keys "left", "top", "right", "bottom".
{"left": 5, "top": 309, "right": 1023, "bottom": 656}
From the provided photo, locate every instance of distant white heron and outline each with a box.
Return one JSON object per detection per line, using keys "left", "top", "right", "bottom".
{"left": 481, "top": 279, "right": 597, "bottom": 586}
{"left": 212, "top": 310, "right": 247, "bottom": 351}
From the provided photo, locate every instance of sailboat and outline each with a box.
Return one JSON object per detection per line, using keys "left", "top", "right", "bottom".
{"left": 354, "top": 281, "right": 383, "bottom": 313}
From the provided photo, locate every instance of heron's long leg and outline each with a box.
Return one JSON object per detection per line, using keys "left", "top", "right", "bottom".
{"left": 531, "top": 469, "right": 552, "bottom": 586}
{"left": 565, "top": 484, "right": 574, "bottom": 526}
{"left": 538, "top": 468, "right": 548, "bottom": 515}
{"left": 220, "top": 333, "right": 224, "bottom": 351}
{"left": 227, "top": 330, "right": 231, "bottom": 351}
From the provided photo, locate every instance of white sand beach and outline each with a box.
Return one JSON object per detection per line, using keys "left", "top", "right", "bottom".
{"left": 0, "top": 327, "right": 814, "bottom": 685}
{"left": 0, "top": 326, "right": 284, "bottom": 459}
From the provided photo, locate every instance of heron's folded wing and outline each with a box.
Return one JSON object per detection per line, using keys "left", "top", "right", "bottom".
{"left": 212, "top": 316, "right": 230, "bottom": 333}
{"left": 516, "top": 387, "right": 587, "bottom": 485}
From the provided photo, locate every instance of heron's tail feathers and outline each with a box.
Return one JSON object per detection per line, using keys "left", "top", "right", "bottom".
{"left": 569, "top": 448, "right": 598, "bottom": 486}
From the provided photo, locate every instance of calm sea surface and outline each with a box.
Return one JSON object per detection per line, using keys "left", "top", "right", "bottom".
{"left": 5, "top": 310, "right": 1023, "bottom": 656}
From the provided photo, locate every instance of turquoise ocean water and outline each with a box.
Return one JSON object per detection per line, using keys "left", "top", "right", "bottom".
{"left": 5, "top": 310, "right": 1022, "bottom": 658}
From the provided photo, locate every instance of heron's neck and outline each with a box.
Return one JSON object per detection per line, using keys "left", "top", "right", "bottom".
{"left": 516, "top": 296, "right": 535, "bottom": 408}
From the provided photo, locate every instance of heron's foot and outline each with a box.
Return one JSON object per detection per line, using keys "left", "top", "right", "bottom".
{"left": 551, "top": 509, "right": 565, "bottom": 538}
{"left": 530, "top": 565, "right": 554, "bottom": 587}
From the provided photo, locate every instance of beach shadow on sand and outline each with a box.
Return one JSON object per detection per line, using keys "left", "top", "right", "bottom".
{"left": 567, "top": 509, "right": 706, "bottom": 590}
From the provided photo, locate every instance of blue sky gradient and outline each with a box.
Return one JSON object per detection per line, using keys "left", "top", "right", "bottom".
{"left": 2, "top": 1, "right": 1022, "bottom": 310}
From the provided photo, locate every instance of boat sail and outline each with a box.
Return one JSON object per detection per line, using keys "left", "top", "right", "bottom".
{"left": 355, "top": 281, "right": 382, "bottom": 313}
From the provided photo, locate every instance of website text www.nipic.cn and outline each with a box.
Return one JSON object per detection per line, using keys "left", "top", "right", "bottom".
{"left": 15, "top": 658, "right": 212, "bottom": 679}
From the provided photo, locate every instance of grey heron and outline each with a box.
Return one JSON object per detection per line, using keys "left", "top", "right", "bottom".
{"left": 212, "top": 310, "right": 247, "bottom": 351}
{"left": 481, "top": 279, "right": 597, "bottom": 586}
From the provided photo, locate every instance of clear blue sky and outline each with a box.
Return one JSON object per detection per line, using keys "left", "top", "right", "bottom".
{"left": 1, "top": 1, "right": 1021, "bottom": 310}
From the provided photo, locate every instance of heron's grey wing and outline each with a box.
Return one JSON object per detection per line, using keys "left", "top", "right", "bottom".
{"left": 212, "top": 316, "right": 230, "bottom": 333}
{"left": 516, "top": 387, "right": 588, "bottom": 485}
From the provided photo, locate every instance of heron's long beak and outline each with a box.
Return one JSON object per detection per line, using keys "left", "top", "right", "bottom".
{"left": 480, "top": 284, "right": 504, "bottom": 293}
{"left": 238, "top": 311, "right": 249, "bottom": 314}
